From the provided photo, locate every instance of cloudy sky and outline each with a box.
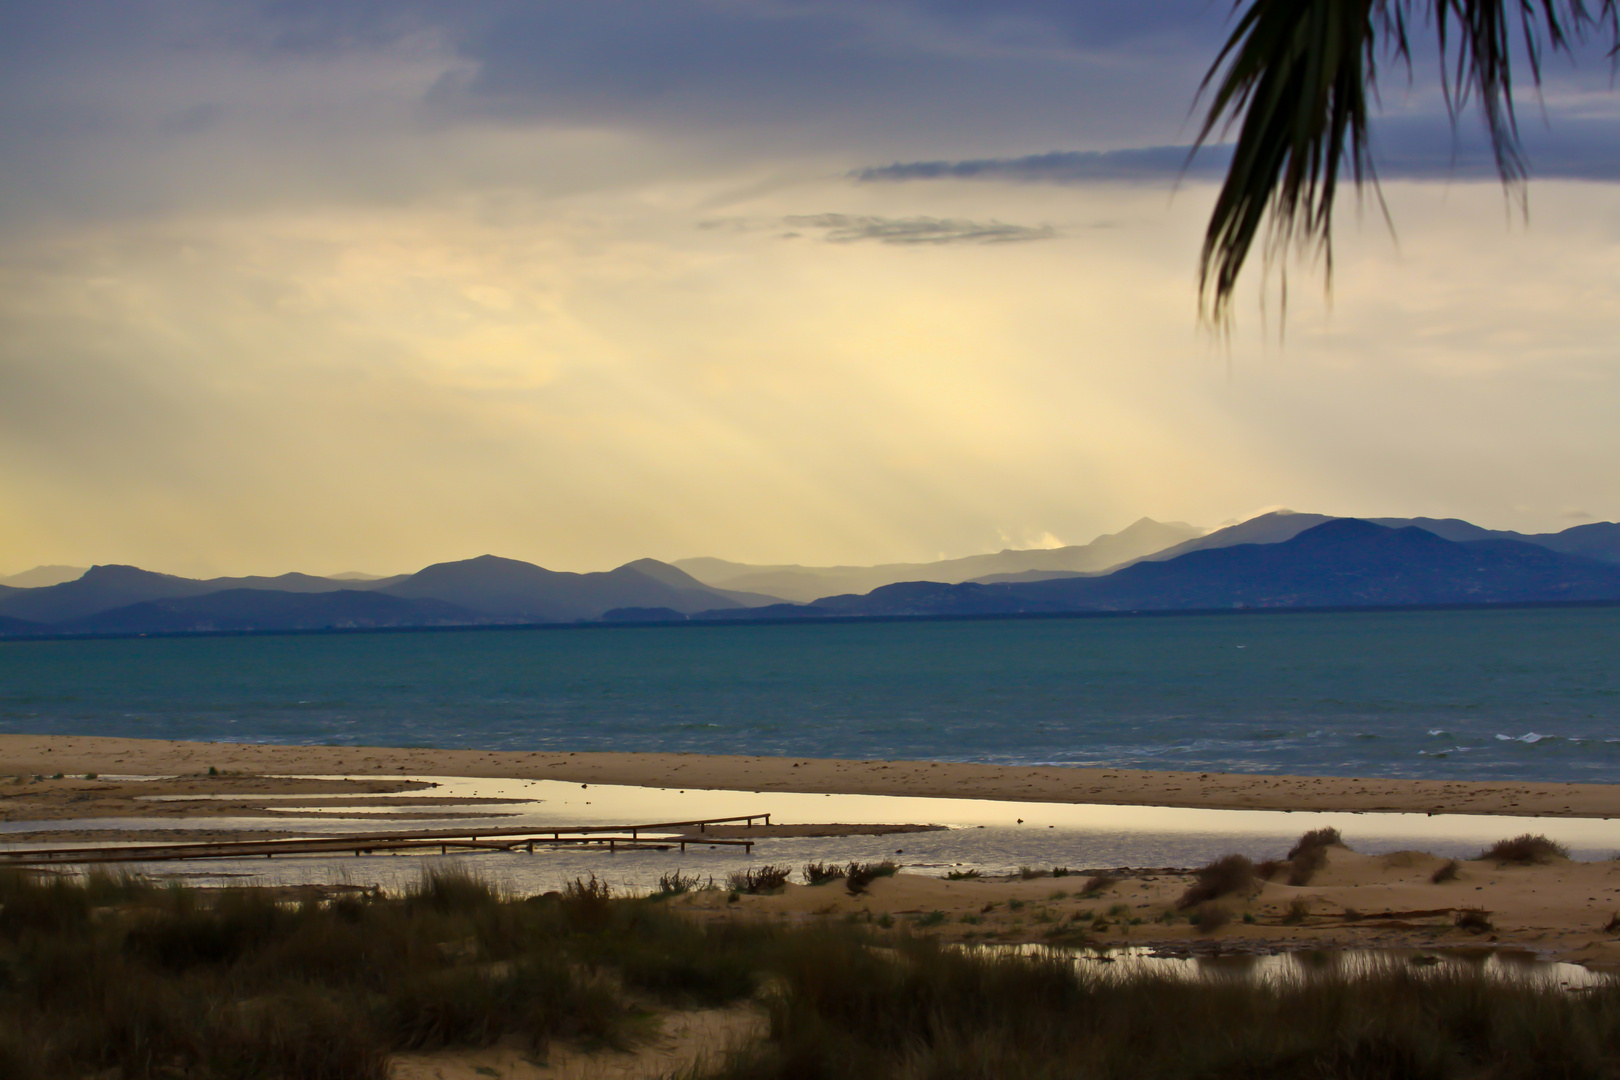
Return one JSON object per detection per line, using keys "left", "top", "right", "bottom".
{"left": 4, "top": 1, "right": 1620, "bottom": 577}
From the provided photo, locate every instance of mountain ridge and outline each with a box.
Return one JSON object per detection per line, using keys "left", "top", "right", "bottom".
{"left": 673, "top": 517, "right": 1206, "bottom": 602}
{"left": 689, "top": 520, "right": 1620, "bottom": 621}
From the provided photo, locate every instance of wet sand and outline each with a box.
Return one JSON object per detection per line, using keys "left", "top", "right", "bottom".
{"left": 4, "top": 734, "right": 1617, "bottom": 817}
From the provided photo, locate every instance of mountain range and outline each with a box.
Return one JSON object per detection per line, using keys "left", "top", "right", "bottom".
{"left": 2, "top": 511, "right": 1618, "bottom": 637}
{"left": 692, "top": 520, "right": 1620, "bottom": 621}
{"left": 0, "top": 556, "right": 776, "bottom": 636}
{"left": 671, "top": 517, "right": 1206, "bottom": 602}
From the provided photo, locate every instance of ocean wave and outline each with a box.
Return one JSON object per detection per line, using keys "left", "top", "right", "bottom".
{"left": 1495, "top": 732, "right": 1556, "bottom": 744}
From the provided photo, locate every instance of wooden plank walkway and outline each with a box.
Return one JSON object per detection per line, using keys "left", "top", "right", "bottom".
{"left": 0, "top": 813, "right": 771, "bottom": 865}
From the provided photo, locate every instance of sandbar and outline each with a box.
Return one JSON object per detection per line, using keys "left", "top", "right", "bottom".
{"left": 2, "top": 733, "right": 1616, "bottom": 818}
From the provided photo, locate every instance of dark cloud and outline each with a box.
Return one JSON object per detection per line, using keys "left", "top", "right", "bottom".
{"left": 784, "top": 213, "right": 1055, "bottom": 244}
{"left": 855, "top": 118, "right": 1620, "bottom": 186}
{"left": 856, "top": 146, "right": 1231, "bottom": 185}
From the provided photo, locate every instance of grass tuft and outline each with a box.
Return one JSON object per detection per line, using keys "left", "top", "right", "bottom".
{"left": 844, "top": 861, "right": 899, "bottom": 896}
{"left": 1284, "top": 827, "right": 1346, "bottom": 886}
{"left": 653, "top": 870, "right": 706, "bottom": 898}
{"left": 802, "top": 862, "right": 846, "bottom": 886}
{"left": 1431, "top": 859, "right": 1460, "bottom": 884}
{"left": 1481, "top": 834, "right": 1570, "bottom": 864}
{"left": 728, "top": 865, "right": 791, "bottom": 895}
{"left": 1177, "top": 855, "right": 1254, "bottom": 910}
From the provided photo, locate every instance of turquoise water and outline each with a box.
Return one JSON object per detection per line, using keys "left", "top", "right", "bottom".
{"left": 2, "top": 606, "right": 1618, "bottom": 781}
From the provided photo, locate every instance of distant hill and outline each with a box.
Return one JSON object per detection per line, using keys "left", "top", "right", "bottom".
{"left": 0, "top": 566, "right": 89, "bottom": 588}
{"left": 674, "top": 518, "right": 1206, "bottom": 602}
{"left": 381, "top": 555, "right": 775, "bottom": 623}
{"left": 695, "top": 520, "right": 1620, "bottom": 620}
{"left": 0, "top": 565, "right": 226, "bottom": 624}
{"left": 0, "top": 554, "right": 775, "bottom": 637}
{"left": 0, "top": 614, "right": 42, "bottom": 636}
{"left": 57, "top": 590, "right": 481, "bottom": 635}
{"left": 1134, "top": 511, "right": 1620, "bottom": 569}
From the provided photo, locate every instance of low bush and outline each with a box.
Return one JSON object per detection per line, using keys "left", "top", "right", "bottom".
{"left": 727, "top": 865, "right": 792, "bottom": 894}
{"left": 1287, "top": 827, "right": 1343, "bottom": 860}
{"left": 1431, "top": 859, "right": 1461, "bottom": 884}
{"left": 652, "top": 870, "right": 706, "bottom": 897}
{"left": 1285, "top": 827, "right": 1347, "bottom": 886}
{"left": 803, "top": 861, "right": 847, "bottom": 886}
{"left": 0, "top": 865, "right": 783, "bottom": 1080}
{"left": 1177, "top": 855, "right": 1255, "bottom": 910}
{"left": 1481, "top": 834, "right": 1570, "bottom": 864}
{"left": 1455, "top": 908, "right": 1495, "bottom": 934}
{"left": 690, "top": 931, "right": 1620, "bottom": 1080}
{"left": 944, "top": 869, "right": 981, "bottom": 880}
{"left": 844, "top": 860, "right": 899, "bottom": 895}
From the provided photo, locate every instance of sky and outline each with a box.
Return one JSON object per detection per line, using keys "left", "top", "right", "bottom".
{"left": 3, "top": 1, "right": 1620, "bottom": 578}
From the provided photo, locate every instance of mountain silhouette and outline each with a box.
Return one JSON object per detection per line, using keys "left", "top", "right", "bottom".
{"left": 381, "top": 555, "right": 770, "bottom": 623}
{"left": 0, "top": 565, "right": 223, "bottom": 624}
{"left": 1137, "top": 511, "right": 1620, "bottom": 569}
{"left": 697, "top": 520, "right": 1620, "bottom": 620}
{"left": 674, "top": 518, "right": 1205, "bottom": 602}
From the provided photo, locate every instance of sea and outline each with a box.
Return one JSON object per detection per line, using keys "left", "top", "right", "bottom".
{"left": 3, "top": 604, "right": 1618, "bottom": 783}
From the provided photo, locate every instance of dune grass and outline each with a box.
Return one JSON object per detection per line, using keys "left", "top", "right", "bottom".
{"left": 694, "top": 934, "right": 1620, "bottom": 1080}
{"left": 0, "top": 865, "right": 769, "bottom": 1079}
{"left": 1482, "top": 834, "right": 1571, "bottom": 865}
{"left": 7, "top": 864, "right": 1620, "bottom": 1080}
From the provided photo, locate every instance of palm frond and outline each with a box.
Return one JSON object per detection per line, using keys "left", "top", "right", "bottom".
{"left": 1195, "top": 0, "right": 1620, "bottom": 324}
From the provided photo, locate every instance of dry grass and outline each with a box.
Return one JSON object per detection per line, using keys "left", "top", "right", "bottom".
{"left": 1285, "top": 827, "right": 1347, "bottom": 886}
{"left": 802, "top": 862, "right": 846, "bottom": 886}
{"left": 1177, "top": 855, "right": 1255, "bottom": 910}
{"left": 844, "top": 860, "right": 899, "bottom": 896}
{"left": 692, "top": 932, "right": 1620, "bottom": 1080}
{"left": 1481, "top": 834, "right": 1570, "bottom": 865}
{"left": 0, "top": 865, "right": 769, "bottom": 1080}
{"left": 5, "top": 866, "right": 1619, "bottom": 1080}
{"left": 1431, "top": 859, "right": 1461, "bottom": 884}
{"left": 727, "top": 865, "right": 791, "bottom": 895}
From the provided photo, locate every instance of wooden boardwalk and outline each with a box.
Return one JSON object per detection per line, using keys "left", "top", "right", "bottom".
{"left": 0, "top": 813, "right": 771, "bottom": 865}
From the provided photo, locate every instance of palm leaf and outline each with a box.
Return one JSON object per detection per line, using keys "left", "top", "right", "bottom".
{"left": 1195, "top": 0, "right": 1619, "bottom": 323}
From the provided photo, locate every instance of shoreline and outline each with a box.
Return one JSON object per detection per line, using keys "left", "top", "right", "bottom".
{"left": 2, "top": 733, "right": 1617, "bottom": 817}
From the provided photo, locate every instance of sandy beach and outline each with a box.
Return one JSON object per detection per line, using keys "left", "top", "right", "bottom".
{"left": 6, "top": 733, "right": 1620, "bottom": 967}
{"left": 4, "top": 733, "right": 1618, "bottom": 818}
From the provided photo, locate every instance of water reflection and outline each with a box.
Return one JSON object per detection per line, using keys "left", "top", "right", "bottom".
{"left": 988, "top": 944, "right": 1613, "bottom": 988}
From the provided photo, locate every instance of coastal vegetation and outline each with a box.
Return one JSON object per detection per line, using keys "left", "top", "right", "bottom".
{"left": 4, "top": 861, "right": 1620, "bottom": 1079}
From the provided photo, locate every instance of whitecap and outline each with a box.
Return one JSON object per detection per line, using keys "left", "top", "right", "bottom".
{"left": 1495, "top": 732, "right": 1551, "bottom": 744}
